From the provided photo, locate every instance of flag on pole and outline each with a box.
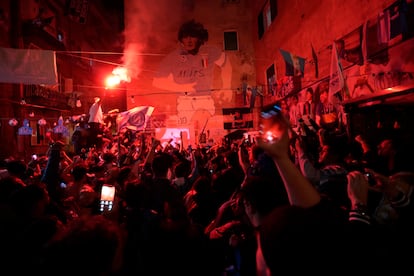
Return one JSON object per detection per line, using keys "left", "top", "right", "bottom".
{"left": 279, "top": 49, "right": 305, "bottom": 77}
{"left": 377, "top": 10, "right": 391, "bottom": 44}
{"left": 0, "top": 47, "right": 58, "bottom": 85}
{"left": 328, "top": 42, "right": 345, "bottom": 103}
{"left": 116, "top": 106, "right": 154, "bottom": 132}
{"left": 311, "top": 44, "right": 319, "bottom": 78}
{"left": 363, "top": 19, "right": 390, "bottom": 65}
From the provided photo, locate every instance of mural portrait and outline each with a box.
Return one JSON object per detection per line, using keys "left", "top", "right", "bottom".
{"left": 152, "top": 19, "right": 233, "bottom": 126}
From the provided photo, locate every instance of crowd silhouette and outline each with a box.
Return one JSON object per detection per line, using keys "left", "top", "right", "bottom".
{"left": 1, "top": 104, "right": 414, "bottom": 276}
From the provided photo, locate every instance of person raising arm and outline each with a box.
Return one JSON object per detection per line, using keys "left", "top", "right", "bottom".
{"left": 257, "top": 115, "right": 320, "bottom": 208}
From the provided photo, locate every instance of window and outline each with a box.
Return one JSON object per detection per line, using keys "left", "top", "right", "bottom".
{"left": 224, "top": 31, "right": 238, "bottom": 51}
{"left": 258, "top": 0, "right": 278, "bottom": 39}
{"left": 263, "top": 2, "right": 272, "bottom": 30}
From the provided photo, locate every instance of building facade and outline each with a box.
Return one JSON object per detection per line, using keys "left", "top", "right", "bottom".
{"left": 0, "top": 0, "right": 124, "bottom": 160}
{"left": 251, "top": 0, "right": 414, "bottom": 142}
{"left": 122, "top": 0, "right": 256, "bottom": 145}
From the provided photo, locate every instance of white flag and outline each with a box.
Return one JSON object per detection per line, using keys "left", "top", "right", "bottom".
{"left": 116, "top": 106, "right": 154, "bottom": 132}
{"left": 0, "top": 47, "right": 58, "bottom": 85}
{"left": 328, "top": 42, "right": 344, "bottom": 103}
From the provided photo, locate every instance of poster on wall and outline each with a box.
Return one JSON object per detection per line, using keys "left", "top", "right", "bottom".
{"left": 276, "top": 75, "right": 302, "bottom": 98}
{"left": 222, "top": 107, "right": 253, "bottom": 130}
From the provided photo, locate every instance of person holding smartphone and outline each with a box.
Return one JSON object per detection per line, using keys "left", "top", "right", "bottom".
{"left": 258, "top": 103, "right": 322, "bottom": 208}
{"left": 251, "top": 105, "right": 347, "bottom": 274}
{"left": 253, "top": 106, "right": 396, "bottom": 274}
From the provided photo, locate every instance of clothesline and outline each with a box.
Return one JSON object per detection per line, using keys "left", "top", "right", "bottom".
{"left": 54, "top": 50, "right": 168, "bottom": 67}
{"left": 55, "top": 50, "right": 167, "bottom": 56}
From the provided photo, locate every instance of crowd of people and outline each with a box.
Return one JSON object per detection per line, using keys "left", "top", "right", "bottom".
{"left": 1, "top": 102, "right": 414, "bottom": 275}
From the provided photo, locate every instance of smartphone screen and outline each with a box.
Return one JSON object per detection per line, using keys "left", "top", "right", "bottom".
{"left": 260, "top": 103, "right": 282, "bottom": 142}
{"left": 243, "top": 132, "right": 251, "bottom": 146}
{"left": 260, "top": 103, "right": 282, "bottom": 120}
{"left": 100, "top": 184, "right": 115, "bottom": 212}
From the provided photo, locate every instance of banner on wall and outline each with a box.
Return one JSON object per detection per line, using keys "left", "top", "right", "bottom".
{"left": 0, "top": 47, "right": 58, "bottom": 85}
{"left": 222, "top": 107, "right": 253, "bottom": 130}
{"left": 276, "top": 76, "right": 302, "bottom": 98}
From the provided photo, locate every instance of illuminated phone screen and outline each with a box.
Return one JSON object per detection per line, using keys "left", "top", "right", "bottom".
{"left": 260, "top": 103, "right": 282, "bottom": 142}
{"left": 100, "top": 185, "right": 115, "bottom": 212}
{"left": 100, "top": 185, "right": 115, "bottom": 201}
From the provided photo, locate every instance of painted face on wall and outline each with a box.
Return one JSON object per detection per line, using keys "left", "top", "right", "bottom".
{"left": 181, "top": 35, "right": 201, "bottom": 54}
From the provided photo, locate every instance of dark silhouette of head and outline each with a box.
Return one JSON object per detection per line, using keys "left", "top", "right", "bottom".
{"left": 177, "top": 19, "right": 208, "bottom": 55}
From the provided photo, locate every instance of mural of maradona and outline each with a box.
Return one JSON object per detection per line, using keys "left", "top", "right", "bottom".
{"left": 152, "top": 19, "right": 233, "bottom": 127}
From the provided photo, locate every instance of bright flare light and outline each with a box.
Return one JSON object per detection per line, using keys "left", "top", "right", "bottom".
{"left": 104, "top": 67, "right": 131, "bottom": 89}
{"left": 266, "top": 131, "right": 275, "bottom": 142}
{"left": 105, "top": 75, "right": 121, "bottom": 88}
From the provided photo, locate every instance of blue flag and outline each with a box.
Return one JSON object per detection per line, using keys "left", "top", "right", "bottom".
{"left": 279, "top": 49, "right": 305, "bottom": 77}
